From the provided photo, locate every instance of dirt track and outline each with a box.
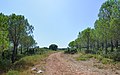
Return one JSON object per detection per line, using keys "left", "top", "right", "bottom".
{"left": 43, "top": 52, "right": 120, "bottom": 75}
{"left": 44, "top": 52, "right": 99, "bottom": 75}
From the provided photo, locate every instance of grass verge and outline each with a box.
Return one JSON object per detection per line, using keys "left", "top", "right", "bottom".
{"left": 75, "top": 52, "right": 120, "bottom": 70}
{"left": 5, "top": 50, "right": 56, "bottom": 75}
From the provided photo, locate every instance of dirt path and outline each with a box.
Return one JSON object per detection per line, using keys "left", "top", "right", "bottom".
{"left": 31, "top": 52, "right": 120, "bottom": 75}
{"left": 44, "top": 52, "right": 98, "bottom": 75}
{"left": 43, "top": 52, "right": 120, "bottom": 75}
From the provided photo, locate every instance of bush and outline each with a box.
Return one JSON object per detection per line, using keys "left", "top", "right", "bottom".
{"left": 2, "top": 50, "right": 12, "bottom": 60}
{"left": 37, "top": 48, "right": 46, "bottom": 54}
{"left": 84, "top": 50, "right": 90, "bottom": 53}
{"left": 105, "top": 52, "right": 120, "bottom": 61}
{"left": 6, "top": 70, "right": 19, "bottom": 75}
{"left": 93, "top": 55, "right": 103, "bottom": 61}
{"left": 49, "top": 44, "right": 58, "bottom": 50}
{"left": 13, "top": 55, "right": 40, "bottom": 71}
{"left": 76, "top": 54, "right": 93, "bottom": 61}
{"left": 64, "top": 48, "right": 77, "bottom": 54}
{"left": 16, "top": 54, "right": 25, "bottom": 60}
{"left": 13, "top": 53, "right": 49, "bottom": 71}
{"left": 101, "top": 58, "right": 113, "bottom": 64}
{"left": 0, "top": 59, "right": 11, "bottom": 71}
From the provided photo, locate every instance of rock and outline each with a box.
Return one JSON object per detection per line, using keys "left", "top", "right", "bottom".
{"left": 37, "top": 70, "right": 43, "bottom": 73}
{"left": 31, "top": 67, "right": 37, "bottom": 71}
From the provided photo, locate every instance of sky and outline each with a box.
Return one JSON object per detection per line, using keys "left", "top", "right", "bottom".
{"left": 0, "top": 0, "right": 105, "bottom": 48}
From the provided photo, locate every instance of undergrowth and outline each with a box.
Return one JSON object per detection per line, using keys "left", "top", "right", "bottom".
{"left": 76, "top": 52, "right": 115, "bottom": 64}
{"left": 4, "top": 50, "right": 55, "bottom": 75}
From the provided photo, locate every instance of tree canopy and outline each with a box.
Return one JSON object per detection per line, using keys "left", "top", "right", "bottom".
{"left": 69, "top": 0, "right": 120, "bottom": 57}
{"left": 49, "top": 44, "right": 58, "bottom": 50}
{"left": 0, "top": 13, "right": 36, "bottom": 63}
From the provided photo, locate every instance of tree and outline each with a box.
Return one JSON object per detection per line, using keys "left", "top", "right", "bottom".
{"left": 81, "top": 28, "right": 91, "bottom": 51}
{"left": 98, "top": 0, "right": 120, "bottom": 53}
{"left": 20, "top": 35, "right": 36, "bottom": 54}
{"left": 49, "top": 44, "right": 58, "bottom": 50}
{"left": 109, "top": 0, "right": 120, "bottom": 50}
{"left": 8, "top": 14, "right": 34, "bottom": 63}
{"left": 0, "top": 13, "right": 9, "bottom": 58}
{"left": 68, "top": 0, "right": 120, "bottom": 60}
{"left": 68, "top": 41, "right": 75, "bottom": 48}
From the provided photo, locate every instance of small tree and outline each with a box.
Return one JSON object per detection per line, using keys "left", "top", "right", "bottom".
{"left": 49, "top": 44, "right": 58, "bottom": 50}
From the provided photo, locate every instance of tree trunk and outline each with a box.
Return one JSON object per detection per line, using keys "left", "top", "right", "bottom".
{"left": 78, "top": 44, "right": 81, "bottom": 51}
{"left": 2, "top": 51, "right": 4, "bottom": 59}
{"left": 11, "top": 44, "right": 17, "bottom": 63}
{"left": 1, "top": 46, "right": 5, "bottom": 59}
{"left": 15, "top": 44, "right": 18, "bottom": 55}
{"left": 105, "top": 40, "right": 108, "bottom": 54}
{"left": 21, "top": 45, "right": 23, "bottom": 54}
{"left": 87, "top": 37, "right": 90, "bottom": 51}
{"left": 11, "top": 49, "right": 15, "bottom": 63}
{"left": 115, "top": 40, "right": 118, "bottom": 49}
{"left": 27, "top": 47, "right": 29, "bottom": 55}
{"left": 101, "top": 43, "right": 104, "bottom": 50}
{"left": 111, "top": 39, "right": 114, "bottom": 52}
{"left": 97, "top": 40, "right": 99, "bottom": 50}
{"left": 33, "top": 48, "right": 35, "bottom": 54}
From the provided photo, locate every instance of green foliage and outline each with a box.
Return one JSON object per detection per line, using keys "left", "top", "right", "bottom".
{"left": 69, "top": 0, "right": 120, "bottom": 62}
{"left": 68, "top": 41, "right": 75, "bottom": 48}
{"left": 103, "top": 52, "right": 120, "bottom": 61}
{"left": 0, "top": 59, "right": 11, "bottom": 71}
{"left": 0, "top": 13, "right": 38, "bottom": 73}
{"left": 64, "top": 48, "right": 77, "bottom": 54}
{"left": 49, "top": 44, "right": 58, "bottom": 50}
{"left": 12, "top": 49, "right": 52, "bottom": 71}
{"left": 6, "top": 70, "right": 19, "bottom": 75}
{"left": 20, "top": 35, "right": 36, "bottom": 50}
{"left": 76, "top": 52, "right": 114, "bottom": 64}
{"left": 0, "top": 13, "right": 9, "bottom": 53}
{"left": 8, "top": 13, "right": 35, "bottom": 63}
{"left": 101, "top": 58, "right": 113, "bottom": 64}
{"left": 13, "top": 54, "right": 47, "bottom": 71}
{"left": 76, "top": 53, "right": 93, "bottom": 61}
{"left": 92, "top": 54, "right": 113, "bottom": 64}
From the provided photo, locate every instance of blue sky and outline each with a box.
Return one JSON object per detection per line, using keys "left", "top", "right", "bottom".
{"left": 0, "top": 0, "right": 105, "bottom": 48}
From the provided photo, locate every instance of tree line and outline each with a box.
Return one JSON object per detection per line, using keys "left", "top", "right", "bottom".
{"left": 69, "top": 0, "right": 120, "bottom": 60}
{"left": 0, "top": 13, "right": 37, "bottom": 63}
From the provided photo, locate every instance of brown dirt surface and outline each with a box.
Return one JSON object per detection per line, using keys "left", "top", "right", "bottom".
{"left": 30, "top": 52, "right": 120, "bottom": 75}
{"left": 44, "top": 52, "right": 97, "bottom": 75}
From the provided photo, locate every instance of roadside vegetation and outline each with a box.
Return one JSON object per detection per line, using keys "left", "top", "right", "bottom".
{"left": 0, "top": 13, "right": 38, "bottom": 74}
{"left": 4, "top": 48, "right": 55, "bottom": 75}
{"left": 0, "top": 13, "right": 58, "bottom": 75}
{"left": 0, "top": 0, "right": 120, "bottom": 75}
{"left": 67, "top": 0, "right": 120, "bottom": 70}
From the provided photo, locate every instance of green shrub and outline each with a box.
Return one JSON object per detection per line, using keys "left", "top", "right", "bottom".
{"left": 16, "top": 54, "right": 25, "bottom": 60}
{"left": 76, "top": 54, "right": 93, "bottom": 61}
{"left": 13, "top": 53, "right": 49, "bottom": 71}
{"left": 0, "top": 59, "right": 11, "bottom": 71}
{"left": 93, "top": 55, "right": 103, "bottom": 61}
{"left": 13, "top": 55, "right": 41, "bottom": 71}
{"left": 77, "top": 57, "right": 87, "bottom": 61}
{"left": 101, "top": 58, "right": 113, "bottom": 64}
{"left": 112, "top": 52, "right": 120, "bottom": 61}
{"left": 7, "top": 70, "right": 19, "bottom": 75}
{"left": 84, "top": 50, "right": 90, "bottom": 53}
{"left": 64, "top": 48, "right": 77, "bottom": 54}
{"left": 2, "top": 50, "right": 12, "bottom": 60}
{"left": 103, "top": 52, "right": 120, "bottom": 61}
